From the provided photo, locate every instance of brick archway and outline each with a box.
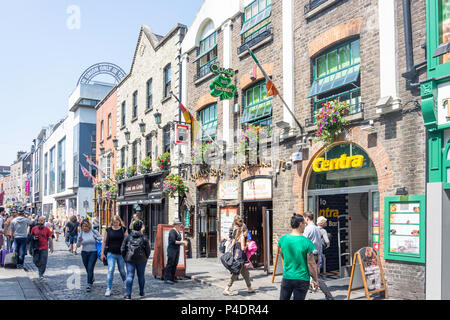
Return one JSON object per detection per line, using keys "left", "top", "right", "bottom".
{"left": 292, "top": 127, "right": 393, "bottom": 216}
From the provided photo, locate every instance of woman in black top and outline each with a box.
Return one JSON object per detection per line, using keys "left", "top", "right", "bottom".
{"left": 101, "top": 215, "right": 128, "bottom": 297}
{"left": 164, "top": 218, "right": 187, "bottom": 285}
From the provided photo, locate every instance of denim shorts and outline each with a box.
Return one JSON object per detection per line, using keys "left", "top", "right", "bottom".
{"left": 68, "top": 235, "right": 78, "bottom": 244}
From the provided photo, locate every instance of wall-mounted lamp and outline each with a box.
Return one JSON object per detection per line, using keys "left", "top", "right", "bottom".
{"left": 124, "top": 129, "right": 131, "bottom": 143}
{"left": 139, "top": 119, "right": 146, "bottom": 136}
{"left": 395, "top": 187, "right": 408, "bottom": 196}
{"left": 112, "top": 138, "right": 119, "bottom": 149}
{"left": 154, "top": 110, "right": 162, "bottom": 127}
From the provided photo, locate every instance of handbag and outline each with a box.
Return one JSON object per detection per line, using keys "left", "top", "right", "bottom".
{"left": 244, "top": 261, "right": 254, "bottom": 270}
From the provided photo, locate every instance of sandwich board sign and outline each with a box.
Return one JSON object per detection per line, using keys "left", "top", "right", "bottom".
{"left": 271, "top": 246, "right": 284, "bottom": 283}
{"left": 347, "top": 247, "right": 388, "bottom": 300}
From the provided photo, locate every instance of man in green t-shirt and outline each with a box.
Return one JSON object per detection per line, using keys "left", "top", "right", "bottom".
{"left": 278, "top": 214, "right": 319, "bottom": 300}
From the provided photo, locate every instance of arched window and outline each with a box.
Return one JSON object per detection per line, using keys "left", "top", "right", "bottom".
{"left": 198, "top": 103, "right": 217, "bottom": 142}
{"left": 194, "top": 20, "right": 217, "bottom": 79}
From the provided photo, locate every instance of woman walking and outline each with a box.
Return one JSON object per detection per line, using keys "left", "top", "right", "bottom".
{"left": 121, "top": 220, "right": 150, "bottom": 300}
{"left": 223, "top": 223, "right": 256, "bottom": 296}
{"left": 76, "top": 219, "right": 101, "bottom": 292}
{"left": 101, "top": 215, "right": 128, "bottom": 297}
{"left": 164, "top": 219, "right": 187, "bottom": 285}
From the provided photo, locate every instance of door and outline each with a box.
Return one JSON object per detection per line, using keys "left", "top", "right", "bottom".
{"left": 207, "top": 206, "right": 217, "bottom": 257}
{"left": 244, "top": 202, "right": 272, "bottom": 267}
{"left": 150, "top": 202, "right": 165, "bottom": 249}
{"left": 199, "top": 208, "right": 207, "bottom": 257}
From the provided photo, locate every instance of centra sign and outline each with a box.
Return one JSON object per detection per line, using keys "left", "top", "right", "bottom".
{"left": 313, "top": 154, "right": 364, "bottom": 172}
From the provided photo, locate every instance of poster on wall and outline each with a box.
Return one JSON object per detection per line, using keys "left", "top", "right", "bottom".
{"left": 242, "top": 178, "right": 272, "bottom": 201}
{"left": 218, "top": 180, "right": 238, "bottom": 200}
{"left": 219, "top": 207, "right": 238, "bottom": 241}
{"left": 384, "top": 195, "right": 425, "bottom": 263}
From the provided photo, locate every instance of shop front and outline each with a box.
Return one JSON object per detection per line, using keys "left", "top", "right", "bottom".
{"left": 117, "top": 172, "right": 168, "bottom": 248}
{"left": 305, "top": 143, "right": 379, "bottom": 277}
{"left": 197, "top": 183, "right": 218, "bottom": 258}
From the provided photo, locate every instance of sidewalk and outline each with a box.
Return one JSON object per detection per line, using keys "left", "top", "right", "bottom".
{"left": 0, "top": 267, "right": 44, "bottom": 300}
{"left": 185, "top": 258, "right": 372, "bottom": 300}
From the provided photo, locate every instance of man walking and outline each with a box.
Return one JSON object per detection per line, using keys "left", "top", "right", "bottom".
{"left": 31, "top": 216, "right": 53, "bottom": 280}
{"left": 65, "top": 215, "right": 80, "bottom": 255}
{"left": 10, "top": 207, "right": 33, "bottom": 268}
{"left": 303, "top": 211, "right": 334, "bottom": 300}
{"left": 0, "top": 207, "right": 5, "bottom": 249}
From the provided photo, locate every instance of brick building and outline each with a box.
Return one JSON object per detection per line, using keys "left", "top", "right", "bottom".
{"left": 115, "top": 24, "right": 187, "bottom": 248}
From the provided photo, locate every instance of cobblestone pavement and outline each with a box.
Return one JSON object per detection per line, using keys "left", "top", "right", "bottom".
{"left": 24, "top": 239, "right": 268, "bottom": 300}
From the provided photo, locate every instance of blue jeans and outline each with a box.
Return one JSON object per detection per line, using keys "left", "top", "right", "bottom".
{"left": 81, "top": 251, "right": 97, "bottom": 285}
{"left": 14, "top": 237, "right": 28, "bottom": 266}
{"left": 125, "top": 261, "right": 146, "bottom": 296}
{"left": 106, "top": 253, "right": 126, "bottom": 290}
{"left": 280, "top": 278, "right": 310, "bottom": 300}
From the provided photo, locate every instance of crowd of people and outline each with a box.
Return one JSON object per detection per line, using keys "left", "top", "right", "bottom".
{"left": 1, "top": 204, "right": 335, "bottom": 301}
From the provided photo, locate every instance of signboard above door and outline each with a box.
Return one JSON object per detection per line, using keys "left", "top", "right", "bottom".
{"left": 242, "top": 178, "right": 272, "bottom": 201}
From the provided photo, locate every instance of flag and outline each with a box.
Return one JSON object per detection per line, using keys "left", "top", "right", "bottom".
{"left": 247, "top": 46, "right": 279, "bottom": 97}
{"left": 80, "top": 163, "right": 94, "bottom": 180}
{"left": 83, "top": 154, "right": 106, "bottom": 177}
{"left": 179, "top": 103, "right": 201, "bottom": 146}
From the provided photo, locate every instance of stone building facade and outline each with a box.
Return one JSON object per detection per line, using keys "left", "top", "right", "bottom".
{"left": 115, "top": 24, "right": 187, "bottom": 248}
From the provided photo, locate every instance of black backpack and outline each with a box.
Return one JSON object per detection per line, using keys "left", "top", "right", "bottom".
{"left": 127, "top": 236, "right": 145, "bottom": 260}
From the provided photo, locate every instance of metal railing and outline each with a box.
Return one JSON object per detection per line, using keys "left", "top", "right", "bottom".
{"left": 194, "top": 57, "right": 218, "bottom": 82}
{"left": 238, "top": 26, "right": 273, "bottom": 55}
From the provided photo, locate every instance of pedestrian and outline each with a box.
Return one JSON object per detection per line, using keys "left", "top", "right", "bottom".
{"left": 30, "top": 216, "right": 54, "bottom": 280}
{"left": 317, "top": 216, "right": 330, "bottom": 272}
{"left": 76, "top": 219, "right": 101, "bottom": 292}
{"left": 53, "top": 217, "right": 61, "bottom": 242}
{"left": 303, "top": 211, "right": 334, "bottom": 300}
{"left": 92, "top": 217, "right": 100, "bottom": 233}
{"left": 278, "top": 213, "right": 319, "bottom": 300}
{"left": 4, "top": 210, "right": 17, "bottom": 251}
{"left": 164, "top": 218, "right": 187, "bottom": 285}
{"left": 223, "top": 223, "right": 256, "bottom": 296}
{"left": 65, "top": 215, "right": 80, "bottom": 255}
{"left": 10, "top": 207, "right": 33, "bottom": 268}
{"left": 0, "top": 207, "right": 5, "bottom": 249}
{"left": 121, "top": 220, "right": 150, "bottom": 300}
{"left": 129, "top": 211, "right": 145, "bottom": 233}
{"left": 62, "top": 216, "right": 68, "bottom": 238}
{"left": 101, "top": 215, "right": 128, "bottom": 297}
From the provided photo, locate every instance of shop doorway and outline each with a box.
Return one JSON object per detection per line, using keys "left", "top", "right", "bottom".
{"left": 198, "top": 205, "right": 218, "bottom": 258}
{"left": 243, "top": 201, "right": 273, "bottom": 268}
{"left": 307, "top": 143, "right": 379, "bottom": 278}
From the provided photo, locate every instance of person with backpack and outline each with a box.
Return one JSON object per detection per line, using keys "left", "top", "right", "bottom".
{"left": 223, "top": 224, "right": 256, "bottom": 296}
{"left": 121, "top": 220, "right": 150, "bottom": 300}
{"left": 164, "top": 218, "right": 188, "bottom": 285}
{"left": 10, "top": 207, "right": 33, "bottom": 268}
{"left": 76, "top": 219, "right": 101, "bottom": 292}
{"left": 30, "top": 216, "right": 53, "bottom": 280}
{"left": 101, "top": 215, "right": 128, "bottom": 297}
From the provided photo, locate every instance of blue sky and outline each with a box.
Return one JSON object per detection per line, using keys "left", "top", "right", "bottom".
{"left": 0, "top": 0, "right": 203, "bottom": 165}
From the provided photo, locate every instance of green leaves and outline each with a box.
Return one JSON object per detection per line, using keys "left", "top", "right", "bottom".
{"left": 209, "top": 75, "right": 236, "bottom": 100}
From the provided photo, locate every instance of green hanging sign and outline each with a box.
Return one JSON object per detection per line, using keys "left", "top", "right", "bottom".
{"left": 209, "top": 74, "right": 236, "bottom": 100}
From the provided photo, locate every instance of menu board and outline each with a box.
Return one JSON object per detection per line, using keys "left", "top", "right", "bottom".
{"left": 384, "top": 195, "right": 425, "bottom": 263}
{"left": 219, "top": 207, "right": 238, "bottom": 241}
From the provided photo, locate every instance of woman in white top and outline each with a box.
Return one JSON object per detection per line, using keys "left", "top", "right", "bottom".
{"left": 77, "top": 219, "right": 101, "bottom": 292}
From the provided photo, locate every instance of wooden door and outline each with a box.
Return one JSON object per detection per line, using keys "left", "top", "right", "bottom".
{"left": 244, "top": 203, "right": 264, "bottom": 267}
{"left": 207, "top": 207, "right": 217, "bottom": 257}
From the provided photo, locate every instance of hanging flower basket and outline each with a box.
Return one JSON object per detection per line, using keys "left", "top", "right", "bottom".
{"left": 139, "top": 157, "right": 152, "bottom": 174}
{"left": 126, "top": 165, "right": 137, "bottom": 178}
{"left": 314, "top": 100, "right": 349, "bottom": 145}
{"left": 115, "top": 168, "right": 125, "bottom": 182}
{"left": 105, "top": 185, "right": 118, "bottom": 199}
{"left": 157, "top": 152, "right": 171, "bottom": 171}
{"left": 163, "top": 174, "right": 188, "bottom": 199}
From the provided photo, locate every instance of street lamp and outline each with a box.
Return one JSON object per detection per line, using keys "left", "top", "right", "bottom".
{"left": 112, "top": 138, "right": 119, "bottom": 149}
{"left": 139, "top": 119, "right": 146, "bottom": 136}
{"left": 154, "top": 110, "right": 162, "bottom": 126}
{"left": 124, "top": 129, "right": 131, "bottom": 143}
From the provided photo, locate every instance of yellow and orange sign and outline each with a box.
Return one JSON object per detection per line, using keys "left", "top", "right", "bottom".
{"left": 312, "top": 154, "right": 364, "bottom": 172}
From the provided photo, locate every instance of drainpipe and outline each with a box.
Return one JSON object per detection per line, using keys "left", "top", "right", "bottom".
{"left": 401, "top": 0, "right": 420, "bottom": 89}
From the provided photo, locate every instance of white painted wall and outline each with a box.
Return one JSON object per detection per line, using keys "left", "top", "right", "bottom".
{"left": 282, "top": 0, "right": 295, "bottom": 126}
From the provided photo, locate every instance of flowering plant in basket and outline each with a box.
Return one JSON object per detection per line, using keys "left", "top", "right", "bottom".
{"left": 163, "top": 174, "right": 188, "bottom": 199}
{"left": 126, "top": 165, "right": 137, "bottom": 178}
{"left": 139, "top": 157, "right": 152, "bottom": 174}
{"left": 157, "top": 152, "right": 171, "bottom": 170}
{"left": 115, "top": 168, "right": 125, "bottom": 182}
{"left": 314, "top": 100, "right": 349, "bottom": 145}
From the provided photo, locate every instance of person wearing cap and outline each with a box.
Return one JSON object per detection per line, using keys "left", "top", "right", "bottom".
{"left": 164, "top": 218, "right": 188, "bottom": 285}
{"left": 121, "top": 220, "right": 151, "bottom": 300}
{"left": 10, "top": 207, "right": 33, "bottom": 268}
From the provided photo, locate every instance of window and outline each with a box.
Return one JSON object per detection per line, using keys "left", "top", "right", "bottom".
{"left": 107, "top": 114, "right": 112, "bottom": 137}
{"left": 49, "top": 147, "right": 55, "bottom": 194}
{"left": 132, "top": 141, "right": 138, "bottom": 165}
{"left": 146, "top": 79, "right": 153, "bottom": 110}
{"left": 196, "top": 32, "right": 217, "bottom": 79}
{"left": 198, "top": 103, "right": 218, "bottom": 142}
{"left": 44, "top": 152, "right": 48, "bottom": 196}
{"left": 309, "top": 39, "right": 361, "bottom": 116}
{"left": 163, "top": 65, "right": 171, "bottom": 98}
{"left": 57, "top": 138, "right": 66, "bottom": 193}
{"left": 163, "top": 126, "right": 171, "bottom": 153}
{"left": 100, "top": 120, "right": 104, "bottom": 141}
{"left": 241, "top": 81, "right": 273, "bottom": 128}
{"left": 440, "top": 0, "right": 450, "bottom": 65}
{"left": 133, "top": 91, "right": 138, "bottom": 118}
{"left": 241, "top": 0, "right": 272, "bottom": 46}
{"left": 121, "top": 101, "right": 126, "bottom": 126}
{"left": 121, "top": 147, "right": 126, "bottom": 168}
{"left": 106, "top": 154, "right": 111, "bottom": 178}
{"left": 145, "top": 135, "right": 152, "bottom": 158}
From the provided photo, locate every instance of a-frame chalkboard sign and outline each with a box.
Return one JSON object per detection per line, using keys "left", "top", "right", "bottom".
{"left": 271, "top": 246, "right": 284, "bottom": 283}
{"left": 347, "top": 247, "right": 388, "bottom": 300}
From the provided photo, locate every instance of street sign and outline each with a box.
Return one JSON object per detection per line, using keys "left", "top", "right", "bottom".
{"left": 175, "top": 123, "right": 190, "bottom": 145}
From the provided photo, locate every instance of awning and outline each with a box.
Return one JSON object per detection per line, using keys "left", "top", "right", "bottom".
{"left": 240, "top": 6, "right": 272, "bottom": 35}
{"left": 241, "top": 99, "right": 273, "bottom": 124}
{"left": 193, "top": 45, "right": 217, "bottom": 62}
{"left": 308, "top": 64, "right": 360, "bottom": 98}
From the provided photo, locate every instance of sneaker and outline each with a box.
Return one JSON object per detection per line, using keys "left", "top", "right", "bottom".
{"left": 165, "top": 280, "right": 175, "bottom": 285}
{"left": 124, "top": 295, "right": 131, "bottom": 300}
{"left": 139, "top": 292, "right": 145, "bottom": 297}
{"left": 86, "top": 285, "right": 91, "bottom": 292}
{"left": 105, "top": 289, "right": 111, "bottom": 297}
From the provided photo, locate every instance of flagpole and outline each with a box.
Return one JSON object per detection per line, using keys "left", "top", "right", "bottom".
{"left": 246, "top": 46, "right": 304, "bottom": 135}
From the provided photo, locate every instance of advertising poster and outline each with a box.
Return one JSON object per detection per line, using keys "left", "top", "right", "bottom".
{"left": 388, "top": 201, "right": 421, "bottom": 256}
{"left": 219, "top": 207, "right": 238, "bottom": 241}
{"left": 218, "top": 180, "right": 238, "bottom": 200}
{"left": 243, "top": 178, "right": 272, "bottom": 201}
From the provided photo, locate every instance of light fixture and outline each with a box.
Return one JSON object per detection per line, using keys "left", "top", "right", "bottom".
{"left": 99, "top": 146, "right": 105, "bottom": 153}
{"left": 395, "top": 187, "right": 408, "bottom": 196}
{"left": 124, "top": 129, "right": 131, "bottom": 142}
{"left": 154, "top": 111, "right": 162, "bottom": 126}
{"left": 276, "top": 121, "right": 291, "bottom": 130}
{"left": 433, "top": 41, "right": 450, "bottom": 58}
{"left": 139, "top": 119, "right": 146, "bottom": 135}
{"left": 112, "top": 138, "right": 119, "bottom": 149}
